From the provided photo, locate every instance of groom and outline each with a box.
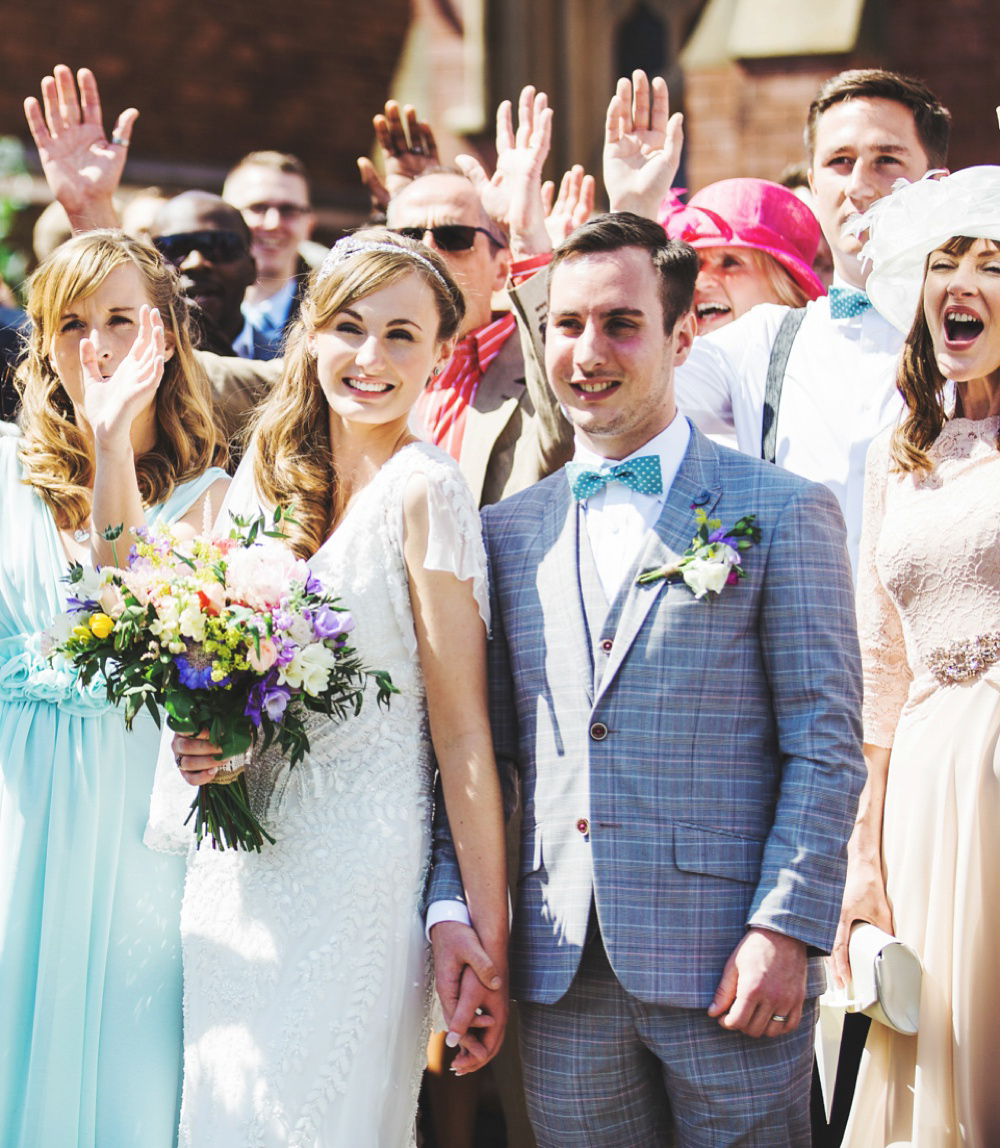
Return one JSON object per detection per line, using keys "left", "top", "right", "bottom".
{"left": 430, "top": 213, "right": 864, "bottom": 1145}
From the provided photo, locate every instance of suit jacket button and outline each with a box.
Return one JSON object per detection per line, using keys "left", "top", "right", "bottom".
{"left": 577, "top": 818, "right": 590, "bottom": 835}
{"left": 590, "top": 721, "right": 608, "bottom": 740}
{"left": 600, "top": 639, "right": 613, "bottom": 653}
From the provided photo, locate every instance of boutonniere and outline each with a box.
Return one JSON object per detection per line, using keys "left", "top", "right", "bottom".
{"left": 637, "top": 508, "right": 761, "bottom": 600}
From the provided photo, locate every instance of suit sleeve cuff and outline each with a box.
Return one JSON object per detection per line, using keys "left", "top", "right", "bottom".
{"left": 425, "top": 899, "right": 472, "bottom": 941}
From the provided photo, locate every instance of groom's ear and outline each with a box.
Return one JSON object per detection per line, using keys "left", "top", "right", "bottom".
{"left": 669, "top": 309, "right": 698, "bottom": 367}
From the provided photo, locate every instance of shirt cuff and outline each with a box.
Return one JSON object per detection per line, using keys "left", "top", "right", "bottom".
{"left": 510, "top": 252, "right": 552, "bottom": 284}
{"left": 425, "top": 899, "right": 472, "bottom": 941}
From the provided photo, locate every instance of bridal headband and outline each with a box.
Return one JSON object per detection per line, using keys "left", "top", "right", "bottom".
{"left": 853, "top": 166, "right": 1000, "bottom": 332}
{"left": 316, "top": 234, "right": 451, "bottom": 293}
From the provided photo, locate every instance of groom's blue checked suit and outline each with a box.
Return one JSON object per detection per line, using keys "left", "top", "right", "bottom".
{"left": 430, "top": 420, "right": 865, "bottom": 1137}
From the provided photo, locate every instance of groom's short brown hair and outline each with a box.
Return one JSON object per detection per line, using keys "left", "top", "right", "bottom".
{"left": 548, "top": 212, "right": 699, "bottom": 334}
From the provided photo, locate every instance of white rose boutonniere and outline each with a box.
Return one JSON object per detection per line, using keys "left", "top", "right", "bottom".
{"left": 638, "top": 508, "right": 761, "bottom": 600}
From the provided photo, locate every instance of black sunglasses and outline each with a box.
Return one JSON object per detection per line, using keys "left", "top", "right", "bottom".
{"left": 153, "top": 229, "right": 248, "bottom": 265}
{"left": 392, "top": 224, "right": 506, "bottom": 252}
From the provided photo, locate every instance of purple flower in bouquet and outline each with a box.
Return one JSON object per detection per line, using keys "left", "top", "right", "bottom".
{"left": 245, "top": 675, "right": 293, "bottom": 727}
{"left": 310, "top": 604, "right": 355, "bottom": 642}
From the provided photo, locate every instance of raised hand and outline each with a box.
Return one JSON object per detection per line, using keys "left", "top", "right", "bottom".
{"left": 456, "top": 85, "right": 553, "bottom": 259}
{"left": 82, "top": 305, "right": 165, "bottom": 451}
{"left": 603, "top": 69, "right": 683, "bottom": 220}
{"left": 542, "top": 164, "right": 597, "bottom": 247}
{"left": 357, "top": 100, "right": 441, "bottom": 213}
{"left": 24, "top": 65, "right": 136, "bottom": 231}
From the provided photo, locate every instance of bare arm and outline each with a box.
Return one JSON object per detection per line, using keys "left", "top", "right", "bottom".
{"left": 87, "top": 306, "right": 164, "bottom": 565}
{"left": 402, "top": 473, "right": 509, "bottom": 1072}
{"left": 24, "top": 65, "right": 134, "bottom": 232}
{"left": 831, "top": 742, "right": 892, "bottom": 986}
{"left": 88, "top": 307, "right": 228, "bottom": 565}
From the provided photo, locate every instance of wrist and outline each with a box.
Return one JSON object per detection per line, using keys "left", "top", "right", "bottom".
{"left": 65, "top": 196, "right": 120, "bottom": 234}
{"left": 509, "top": 225, "right": 552, "bottom": 261}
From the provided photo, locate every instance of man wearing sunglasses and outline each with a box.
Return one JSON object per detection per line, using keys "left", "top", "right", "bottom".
{"left": 223, "top": 151, "right": 317, "bottom": 357}
{"left": 385, "top": 171, "right": 572, "bottom": 506}
{"left": 148, "top": 191, "right": 266, "bottom": 360}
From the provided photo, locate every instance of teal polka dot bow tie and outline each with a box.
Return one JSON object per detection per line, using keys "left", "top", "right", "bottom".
{"left": 566, "top": 455, "right": 663, "bottom": 502}
{"left": 828, "top": 285, "right": 872, "bottom": 319}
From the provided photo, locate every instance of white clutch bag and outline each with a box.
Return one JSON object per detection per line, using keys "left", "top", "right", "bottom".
{"left": 846, "top": 922, "right": 921, "bottom": 1034}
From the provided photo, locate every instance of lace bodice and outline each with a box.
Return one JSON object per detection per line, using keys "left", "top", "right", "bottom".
{"left": 856, "top": 418, "right": 1000, "bottom": 746}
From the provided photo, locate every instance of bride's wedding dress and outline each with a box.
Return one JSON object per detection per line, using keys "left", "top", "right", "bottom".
{"left": 173, "top": 443, "right": 489, "bottom": 1147}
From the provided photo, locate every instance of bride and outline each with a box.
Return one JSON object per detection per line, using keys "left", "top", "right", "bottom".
{"left": 171, "top": 230, "right": 508, "bottom": 1146}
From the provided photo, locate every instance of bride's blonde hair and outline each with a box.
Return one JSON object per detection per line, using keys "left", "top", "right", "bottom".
{"left": 250, "top": 229, "right": 465, "bottom": 558}
{"left": 16, "top": 230, "right": 220, "bottom": 529}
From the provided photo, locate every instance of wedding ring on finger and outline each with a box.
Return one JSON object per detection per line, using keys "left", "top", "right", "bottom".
{"left": 111, "top": 132, "right": 129, "bottom": 147}
{"left": 770, "top": 1013, "right": 788, "bottom": 1023}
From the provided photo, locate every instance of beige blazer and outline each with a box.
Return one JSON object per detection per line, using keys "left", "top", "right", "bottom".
{"left": 459, "top": 271, "right": 573, "bottom": 507}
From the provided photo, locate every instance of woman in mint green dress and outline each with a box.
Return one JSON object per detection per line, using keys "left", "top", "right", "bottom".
{"left": 0, "top": 231, "right": 230, "bottom": 1147}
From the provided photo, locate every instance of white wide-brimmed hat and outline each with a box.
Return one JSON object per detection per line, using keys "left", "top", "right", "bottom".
{"left": 857, "top": 166, "right": 1000, "bottom": 333}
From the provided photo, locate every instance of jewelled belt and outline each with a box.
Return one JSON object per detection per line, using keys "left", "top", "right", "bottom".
{"left": 926, "top": 631, "right": 1000, "bottom": 685}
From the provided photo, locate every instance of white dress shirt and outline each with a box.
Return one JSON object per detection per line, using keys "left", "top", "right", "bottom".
{"left": 424, "top": 416, "right": 691, "bottom": 938}
{"left": 573, "top": 415, "right": 691, "bottom": 600}
{"left": 674, "top": 278, "right": 905, "bottom": 578}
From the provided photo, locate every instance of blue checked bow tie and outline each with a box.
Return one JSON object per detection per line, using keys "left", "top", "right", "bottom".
{"left": 828, "top": 285, "right": 872, "bottom": 319}
{"left": 566, "top": 455, "right": 663, "bottom": 502}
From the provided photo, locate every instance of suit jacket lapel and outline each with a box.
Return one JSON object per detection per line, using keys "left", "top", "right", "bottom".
{"left": 596, "top": 425, "right": 722, "bottom": 704}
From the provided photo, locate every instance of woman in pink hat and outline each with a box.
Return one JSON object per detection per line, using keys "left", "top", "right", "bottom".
{"left": 660, "top": 177, "right": 825, "bottom": 336}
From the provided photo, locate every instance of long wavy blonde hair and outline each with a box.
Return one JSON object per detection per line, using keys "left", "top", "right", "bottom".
{"left": 891, "top": 235, "right": 1000, "bottom": 473}
{"left": 16, "top": 230, "right": 221, "bottom": 529}
{"left": 251, "top": 229, "right": 465, "bottom": 558}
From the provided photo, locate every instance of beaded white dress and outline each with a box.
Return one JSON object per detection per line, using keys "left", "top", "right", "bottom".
{"left": 173, "top": 442, "right": 488, "bottom": 1148}
{"left": 844, "top": 419, "right": 1000, "bottom": 1147}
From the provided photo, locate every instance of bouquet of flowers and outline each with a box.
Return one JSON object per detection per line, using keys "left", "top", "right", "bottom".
{"left": 45, "top": 509, "right": 394, "bottom": 851}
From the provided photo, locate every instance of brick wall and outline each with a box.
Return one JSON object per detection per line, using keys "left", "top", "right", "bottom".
{"left": 0, "top": 0, "right": 411, "bottom": 215}
{"left": 683, "top": 0, "right": 1000, "bottom": 191}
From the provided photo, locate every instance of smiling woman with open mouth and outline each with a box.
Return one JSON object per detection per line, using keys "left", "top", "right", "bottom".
{"left": 660, "top": 177, "right": 825, "bottom": 336}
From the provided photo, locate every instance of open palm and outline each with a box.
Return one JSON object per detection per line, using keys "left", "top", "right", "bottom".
{"left": 24, "top": 65, "right": 136, "bottom": 219}
{"left": 82, "top": 306, "right": 165, "bottom": 449}
{"left": 604, "top": 71, "right": 683, "bottom": 219}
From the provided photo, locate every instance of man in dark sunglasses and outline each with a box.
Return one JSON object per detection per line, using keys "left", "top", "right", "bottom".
{"left": 382, "top": 171, "right": 572, "bottom": 506}
{"left": 149, "top": 191, "right": 261, "bottom": 359}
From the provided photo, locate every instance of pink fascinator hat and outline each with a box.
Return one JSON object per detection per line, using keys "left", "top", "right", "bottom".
{"left": 659, "top": 178, "right": 825, "bottom": 302}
